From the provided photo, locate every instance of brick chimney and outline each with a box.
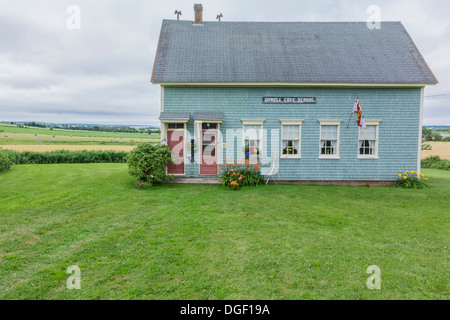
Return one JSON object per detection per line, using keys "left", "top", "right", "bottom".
{"left": 194, "top": 4, "right": 203, "bottom": 24}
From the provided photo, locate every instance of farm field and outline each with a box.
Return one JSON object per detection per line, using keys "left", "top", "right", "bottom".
{"left": 0, "top": 124, "right": 159, "bottom": 139}
{"left": 422, "top": 142, "right": 450, "bottom": 160}
{"left": 0, "top": 145, "right": 136, "bottom": 152}
{"left": 0, "top": 124, "right": 160, "bottom": 151}
{"left": 0, "top": 164, "right": 448, "bottom": 299}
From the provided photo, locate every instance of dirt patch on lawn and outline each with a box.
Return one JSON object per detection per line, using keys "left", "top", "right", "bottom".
{"left": 0, "top": 145, "right": 136, "bottom": 152}
{"left": 422, "top": 142, "right": 450, "bottom": 160}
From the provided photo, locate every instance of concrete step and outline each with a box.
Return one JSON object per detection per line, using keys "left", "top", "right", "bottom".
{"left": 166, "top": 177, "right": 221, "bottom": 184}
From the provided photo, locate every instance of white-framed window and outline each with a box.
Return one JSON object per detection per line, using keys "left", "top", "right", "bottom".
{"left": 280, "top": 120, "right": 303, "bottom": 158}
{"left": 358, "top": 120, "right": 381, "bottom": 159}
{"left": 319, "top": 120, "right": 342, "bottom": 159}
{"left": 241, "top": 120, "right": 264, "bottom": 161}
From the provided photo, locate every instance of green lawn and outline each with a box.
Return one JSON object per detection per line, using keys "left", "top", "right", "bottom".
{"left": 0, "top": 164, "right": 448, "bottom": 299}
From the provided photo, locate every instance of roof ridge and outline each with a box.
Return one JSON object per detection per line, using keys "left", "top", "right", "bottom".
{"left": 162, "top": 19, "right": 402, "bottom": 24}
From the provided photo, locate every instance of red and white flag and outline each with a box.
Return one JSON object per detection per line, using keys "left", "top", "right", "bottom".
{"left": 360, "top": 114, "right": 366, "bottom": 129}
{"left": 353, "top": 96, "right": 367, "bottom": 129}
{"left": 353, "top": 96, "right": 360, "bottom": 113}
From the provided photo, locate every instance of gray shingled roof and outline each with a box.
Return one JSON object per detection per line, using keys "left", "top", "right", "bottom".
{"left": 151, "top": 20, "right": 437, "bottom": 84}
{"left": 193, "top": 112, "right": 224, "bottom": 121}
{"left": 159, "top": 112, "right": 190, "bottom": 121}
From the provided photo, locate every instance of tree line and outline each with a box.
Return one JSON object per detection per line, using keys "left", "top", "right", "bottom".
{"left": 8, "top": 121, "right": 160, "bottom": 135}
{"left": 423, "top": 127, "right": 450, "bottom": 142}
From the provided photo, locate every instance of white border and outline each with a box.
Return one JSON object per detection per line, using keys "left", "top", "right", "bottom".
{"left": 241, "top": 120, "right": 264, "bottom": 162}
{"left": 318, "top": 120, "right": 342, "bottom": 159}
{"left": 357, "top": 120, "right": 382, "bottom": 159}
{"left": 418, "top": 87, "right": 424, "bottom": 177}
{"left": 280, "top": 120, "right": 303, "bottom": 159}
{"left": 165, "top": 123, "right": 187, "bottom": 176}
{"left": 195, "top": 120, "right": 221, "bottom": 176}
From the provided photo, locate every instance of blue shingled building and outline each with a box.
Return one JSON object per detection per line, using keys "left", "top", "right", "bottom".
{"left": 151, "top": 4, "right": 437, "bottom": 184}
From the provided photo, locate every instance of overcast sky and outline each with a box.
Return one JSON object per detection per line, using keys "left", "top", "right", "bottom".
{"left": 0, "top": 0, "right": 448, "bottom": 125}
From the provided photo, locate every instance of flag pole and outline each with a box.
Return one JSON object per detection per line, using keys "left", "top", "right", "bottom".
{"left": 346, "top": 112, "right": 353, "bottom": 129}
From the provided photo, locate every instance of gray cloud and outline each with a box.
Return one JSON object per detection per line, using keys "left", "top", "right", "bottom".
{"left": 0, "top": 0, "right": 448, "bottom": 125}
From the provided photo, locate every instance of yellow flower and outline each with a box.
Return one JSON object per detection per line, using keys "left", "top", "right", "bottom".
{"left": 403, "top": 176, "right": 407, "bottom": 179}
{"left": 420, "top": 173, "right": 424, "bottom": 177}
{"left": 397, "top": 174, "right": 401, "bottom": 177}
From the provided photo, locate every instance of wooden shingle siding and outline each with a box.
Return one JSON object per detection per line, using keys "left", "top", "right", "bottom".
{"left": 164, "top": 86, "right": 421, "bottom": 181}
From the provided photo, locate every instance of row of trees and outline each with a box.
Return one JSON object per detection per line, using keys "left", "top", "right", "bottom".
{"left": 422, "top": 127, "right": 450, "bottom": 142}
{"left": 14, "top": 121, "right": 160, "bottom": 135}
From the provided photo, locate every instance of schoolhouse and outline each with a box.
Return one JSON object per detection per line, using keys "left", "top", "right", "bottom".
{"left": 151, "top": 4, "right": 437, "bottom": 184}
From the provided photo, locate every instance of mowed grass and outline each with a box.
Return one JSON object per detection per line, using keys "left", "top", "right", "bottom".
{"left": 0, "top": 164, "right": 448, "bottom": 299}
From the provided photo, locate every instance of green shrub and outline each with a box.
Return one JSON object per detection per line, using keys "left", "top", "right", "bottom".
{"left": 220, "top": 160, "right": 265, "bottom": 190}
{"left": 0, "top": 149, "right": 129, "bottom": 164}
{"left": 0, "top": 151, "right": 12, "bottom": 172}
{"left": 127, "top": 144, "right": 174, "bottom": 184}
{"left": 421, "top": 156, "right": 450, "bottom": 171}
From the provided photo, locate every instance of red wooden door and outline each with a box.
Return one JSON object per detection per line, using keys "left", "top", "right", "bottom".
{"left": 167, "top": 130, "right": 184, "bottom": 175}
{"left": 200, "top": 130, "right": 217, "bottom": 175}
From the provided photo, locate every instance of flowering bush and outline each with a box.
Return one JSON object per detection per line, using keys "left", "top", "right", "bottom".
{"left": 395, "top": 170, "right": 429, "bottom": 189}
{"left": 219, "top": 159, "right": 265, "bottom": 190}
{"left": 230, "top": 181, "right": 240, "bottom": 191}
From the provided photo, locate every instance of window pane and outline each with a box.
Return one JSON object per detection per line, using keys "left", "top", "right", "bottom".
{"left": 359, "top": 139, "right": 375, "bottom": 155}
{"left": 360, "top": 125, "right": 376, "bottom": 140}
{"left": 245, "top": 125, "right": 261, "bottom": 140}
{"left": 282, "top": 126, "right": 289, "bottom": 139}
{"left": 292, "top": 126, "right": 299, "bottom": 139}
{"left": 321, "top": 140, "right": 336, "bottom": 155}
{"left": 282, "top": 140, "right": 291, "bottom": 154}
{"left": 283, "top": 125, "right": 300, "bottom": 140}
{"left": 293, "top": 141, "right": 299, "bottom": 154}
{"left": 202, "top": 123, "right": 217, "bottom": 130}
{"left": 321, "top": 125, "right": 337, "bottom": 139}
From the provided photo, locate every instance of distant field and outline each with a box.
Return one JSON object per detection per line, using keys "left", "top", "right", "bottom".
{"left": 0, "top": 124, "right": 160, "bottom": 139}
{"left": 0, "top": 145, "right": 136, "bottom": 152}
{"left": 0, "top": 132, "right": 158, "bottom": 145}
{"left": 422, "top": 142, "right": 450, "bottom": 160}
{"left": 0, "top": 124, "right": 160, "bottom": 150}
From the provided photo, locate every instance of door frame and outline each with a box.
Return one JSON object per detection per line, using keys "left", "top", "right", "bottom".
{"left": 164, "top": 122, "right": 187, "bottom": 176}
{"left": 195, "top": 121, "right": 221, "bottom": 176}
